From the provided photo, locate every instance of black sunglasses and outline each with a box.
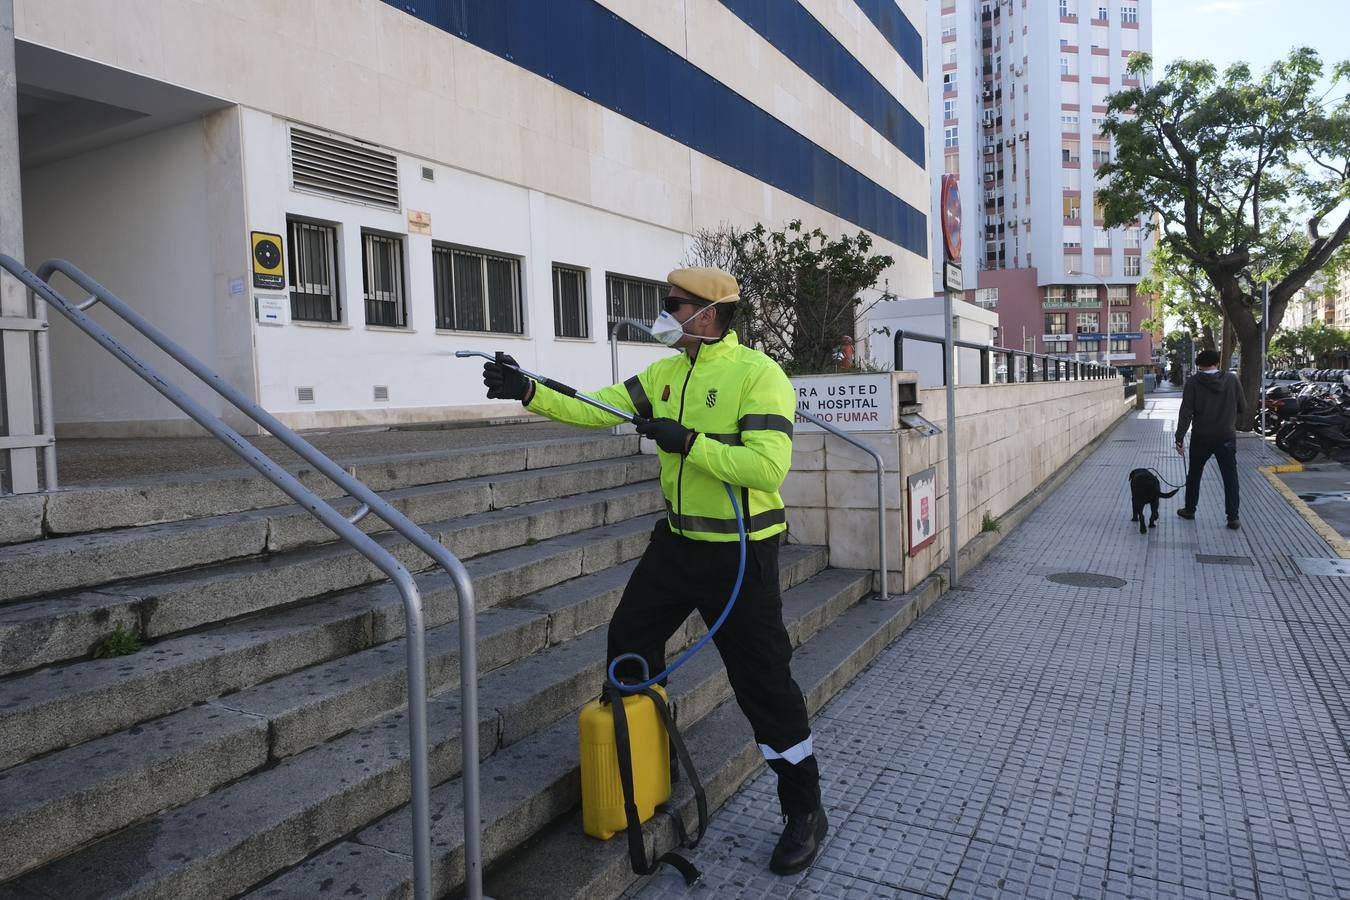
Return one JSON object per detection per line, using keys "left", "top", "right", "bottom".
{"left": 661, "top": 296, "right": 711, "bottom": 314}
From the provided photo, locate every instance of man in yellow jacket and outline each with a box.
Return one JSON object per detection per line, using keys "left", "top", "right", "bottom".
{"left": 481, "top": 267, "right": 825, "bottom": 875}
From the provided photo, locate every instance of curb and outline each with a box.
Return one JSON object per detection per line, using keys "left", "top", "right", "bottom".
{"left": 1258, "top": 464, "right": 1350, "bottom": 558}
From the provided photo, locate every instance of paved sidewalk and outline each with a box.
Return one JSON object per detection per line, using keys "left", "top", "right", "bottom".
{"left": 632, "top": 398, "right": 1350, "bottom": 899}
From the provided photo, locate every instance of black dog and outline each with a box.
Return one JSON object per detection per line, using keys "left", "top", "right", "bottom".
{"left": 1128, "top": 468, "right": 1179, "bottom": 534}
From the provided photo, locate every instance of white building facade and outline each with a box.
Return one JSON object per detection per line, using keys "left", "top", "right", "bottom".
{"left": 926, "top": 0, "right": 1155, "bottom": 375}
{"left": 11, "top": 0, "right": 931, "bottom": 437}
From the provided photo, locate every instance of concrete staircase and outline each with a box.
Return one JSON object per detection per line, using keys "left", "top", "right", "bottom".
{"left": 0, "top": 430, "right": 915, "bottom": 900}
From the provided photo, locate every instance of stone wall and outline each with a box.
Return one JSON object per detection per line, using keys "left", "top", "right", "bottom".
{"left": 784, "top": 375, "right": 1132, "bottom": 593}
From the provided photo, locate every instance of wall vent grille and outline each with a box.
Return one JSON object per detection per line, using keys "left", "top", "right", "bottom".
{"left": 373, "top": 385, "right": 390, "bottom": 402}
{"left": 296, "top": 386, "right": 316, "bottom": 404}
{"left": 291, "top": 128, "right": 399, "bottom": 209}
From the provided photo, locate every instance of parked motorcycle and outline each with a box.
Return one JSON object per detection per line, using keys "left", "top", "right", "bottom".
{"left": 1281, "top": 401, "right": 1350, "bottom": 462}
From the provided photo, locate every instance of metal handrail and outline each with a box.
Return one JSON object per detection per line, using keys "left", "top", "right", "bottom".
{"left": 793, "top": 408, "right": 888, "bottom": 602}
{"left": 2, "top": 256, "right": 482, "bottom": 900}
{"left": 609, "top": 316, "right": 651, "bottom": 382}
{"left": 892, "top": 328, "right": 1119, "bottom": 385}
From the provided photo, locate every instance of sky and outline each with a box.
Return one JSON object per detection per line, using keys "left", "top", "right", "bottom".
{"left": 1152, "top": 0, "right": 1350, "bottom": 80}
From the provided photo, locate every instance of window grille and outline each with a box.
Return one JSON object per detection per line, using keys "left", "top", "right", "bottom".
{"left": 287, "top": 218, "right": 341, "bottom": 323}
{"left": 362, "top": 232, "right": 407, "bottom": 327}
{"left": 553, "top": 264, "right": 588, "bottom": 339}
{"left": 432, "top": 245, "right": 523, "bottom": 334}
{"left": 607, "top": 274, "right": 666, "bottom": 343}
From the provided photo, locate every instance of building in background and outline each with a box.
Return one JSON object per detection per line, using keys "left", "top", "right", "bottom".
{"left": 7, "top": 0, "right": 930, "bottom": 437}
{"left": 927, "top": 0, "right": 1155, "bottom": 378}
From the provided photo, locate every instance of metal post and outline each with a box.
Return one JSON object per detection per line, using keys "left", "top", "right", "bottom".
{"left": 943, "top": 287, "right": 959, "bottom": 589}
{"left": 1260, "top": 283, "right": 1269, "bottom": 435}
{"left": 0, "top": 0, "right": 42, "bottom": 493}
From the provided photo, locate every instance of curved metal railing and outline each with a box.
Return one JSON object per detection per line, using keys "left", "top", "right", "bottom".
{"left": 1, "top": 256, "right": 483, "bottom": 900}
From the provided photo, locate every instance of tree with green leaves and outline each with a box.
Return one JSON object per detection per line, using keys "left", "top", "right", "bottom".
{"left": 1098, "top": 48, "right": 1350, "bottom": 424}
{"left": 686, "top": 220, "right": 894, "bottom": 374}
{"left": 1269, "top": 319, "right": 1350, "bottom": 367}
{"left": 1137, "top": 242, "right": 1225, "bottom": 357}
{"left": 1160, "top": 330, "right": 1194, "bottom": 384}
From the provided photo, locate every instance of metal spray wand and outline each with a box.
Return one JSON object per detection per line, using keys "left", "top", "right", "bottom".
{"left": 454, "top": 350, "right": 644, "bottom": 424}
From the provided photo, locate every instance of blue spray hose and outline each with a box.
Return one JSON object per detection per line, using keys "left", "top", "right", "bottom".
{"left": 607, "top": 482, "right": 747, "bottom": 693}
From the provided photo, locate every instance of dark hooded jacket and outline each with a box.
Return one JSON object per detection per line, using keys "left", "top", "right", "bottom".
{"left": 1176, "top": 370, "right": 1245, "bottom": 443}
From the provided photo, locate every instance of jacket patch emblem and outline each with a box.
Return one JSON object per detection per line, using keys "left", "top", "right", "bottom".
{"left": 706, "top": 388, "right": 718, "bottom": 408}
{"left": 661, "top": 384, "right": 670, "bottom": 402}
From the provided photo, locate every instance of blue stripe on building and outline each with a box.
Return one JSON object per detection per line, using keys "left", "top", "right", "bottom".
{"left": 718, "top": 0, "right": 924, "bottom": 167}
{"left": 381, "top": 0, "right": 926, "bottom": 258}
{"left": 851, "top": 0, "right": 924, "bottom": 77}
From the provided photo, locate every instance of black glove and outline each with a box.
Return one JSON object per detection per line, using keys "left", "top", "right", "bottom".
{"left": 482, "top": 353, "right": 533, "bottom": 402}
{"left": 635, "top": 417, "right": 696, "bottom": 454}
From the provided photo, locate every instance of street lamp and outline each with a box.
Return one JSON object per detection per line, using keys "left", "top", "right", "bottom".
{"left": 1069, "top": 270, "right": 1112, "bottom": 368}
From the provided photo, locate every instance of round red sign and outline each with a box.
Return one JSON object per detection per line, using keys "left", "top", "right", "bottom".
{"left": 941, "top": 174, "right": 962, "bottom": 262}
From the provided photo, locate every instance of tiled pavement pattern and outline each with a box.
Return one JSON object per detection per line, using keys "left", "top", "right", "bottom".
{"left": 631, "top": 398, "right": 1350, "bottom": 899}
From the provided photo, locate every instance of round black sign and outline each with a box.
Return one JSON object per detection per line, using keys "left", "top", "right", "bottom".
{"left": 254, "top": 239, "right": 281, "bottom": 270}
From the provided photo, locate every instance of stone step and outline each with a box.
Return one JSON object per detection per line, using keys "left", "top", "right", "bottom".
{"left": 0, "top": 433, "right": 637, "bottom": 544}
{"left": 0, "top": 551, "right": 837, "bottom": 899}
{"left": 0, "top": 453, "right": 657, "bottom": 605}
{"left": 0, "top": 514, "right": 664, "bottom": 771}
{"left": 242, "top": 566, "right": 876, "bottom": 900}
{"left": 0, "top": 477, "right": 663, "bottom": 678}
{"left": 0, "top": 538, "right": 651, "bottom": 883}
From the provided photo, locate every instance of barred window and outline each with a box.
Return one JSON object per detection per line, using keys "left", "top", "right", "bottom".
{"left": 552, "top": 264, "right": 588, "bottom": 339}
{"left": 607, "top": 273, "right": 666, "bottom": 343}
{"left": 287, "top": 218, "right": 341, "bottom": 323}
{"left": 432, "top": 245, "right": 523, "bottom": 333}
{"left": 361, "top": 232, "right": 406, "bottom": 327}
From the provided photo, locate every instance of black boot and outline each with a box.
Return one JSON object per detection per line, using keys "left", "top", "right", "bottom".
{"left": 769, "top": 805, "right": 828, "bottom": 875}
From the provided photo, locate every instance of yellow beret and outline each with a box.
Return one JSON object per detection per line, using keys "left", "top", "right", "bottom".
{"left": 667, "top": 267, "right": 739, "bottom": 304}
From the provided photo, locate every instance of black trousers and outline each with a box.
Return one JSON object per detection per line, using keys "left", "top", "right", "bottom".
{"left": 607, "top": 520, "right": 821, "bottom": 815}
{"left": 1184, "top": 434, "right": 1240, "bottom": 518}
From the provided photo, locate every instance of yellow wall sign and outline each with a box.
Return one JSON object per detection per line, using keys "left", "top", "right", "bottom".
{"left": 251, "top": 231, "right": 285, "bottom": 289}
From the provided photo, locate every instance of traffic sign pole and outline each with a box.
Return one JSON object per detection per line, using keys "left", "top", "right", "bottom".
{"left": 940, "top": 175, "right": 961, "bottom": 590}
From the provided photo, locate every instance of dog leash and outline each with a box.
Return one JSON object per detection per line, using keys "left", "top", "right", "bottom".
{"left": 1146, "top": 465, "right": 1186, "bottom": 491}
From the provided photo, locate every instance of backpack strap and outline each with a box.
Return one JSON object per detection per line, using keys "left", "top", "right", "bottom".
{"left": 606, "top": 682, "right": 708, "bottom": 884}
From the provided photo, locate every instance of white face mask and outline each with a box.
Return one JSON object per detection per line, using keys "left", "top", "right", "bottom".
{"left": 648, "top": 310, "right": 688, "bottom": 347}
{"left": 648, "top": 306, "right": 717, "bottom": 348}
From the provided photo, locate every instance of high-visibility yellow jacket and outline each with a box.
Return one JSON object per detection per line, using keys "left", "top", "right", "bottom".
{"left": 525, "top": 330, "right": 795, "bottom": 542}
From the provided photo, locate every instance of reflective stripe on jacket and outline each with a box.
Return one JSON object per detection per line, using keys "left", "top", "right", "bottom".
{"left": 525, "top": 330, "right": 795, "bottom": 542}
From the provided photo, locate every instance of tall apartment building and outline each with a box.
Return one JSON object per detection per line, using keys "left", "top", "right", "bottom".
{"left": 5, "top": 0, "right": 929, "bottom": 437}
{"left": 928, "top": 0, "right": 1155, "bottom": 377}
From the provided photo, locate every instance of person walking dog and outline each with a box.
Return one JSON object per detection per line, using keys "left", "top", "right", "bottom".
{"left": 1175, "top": 349, "right": 1246, "bottom": 529}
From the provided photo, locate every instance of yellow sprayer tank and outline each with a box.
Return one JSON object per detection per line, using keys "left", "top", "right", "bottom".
{"left": 579, "top": 685, "right": 671, "bottom": 840}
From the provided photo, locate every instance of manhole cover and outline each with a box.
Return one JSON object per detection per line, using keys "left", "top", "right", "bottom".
{"left": 1293, "top": 557, "right": 1350, "bottom": 577}
{"left": 1196, "top": 554, "right": 1254, "bottom": 566}
{"left": 1046, "top": 572, "right": 1127, "bottom": 588}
